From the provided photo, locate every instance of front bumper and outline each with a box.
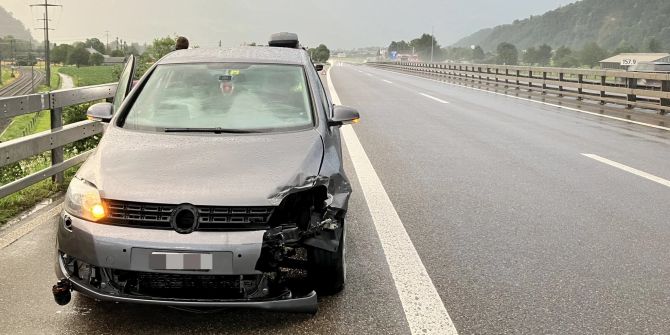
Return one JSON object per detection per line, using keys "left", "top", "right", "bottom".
{"left": 57, "top": 212, "right": 265, "bottom": 275}
{"left": 56, "top": 254, "right": 317, "bottom": 313}
{"left": 55, "top": 212, "right": 318, "bottom": 313}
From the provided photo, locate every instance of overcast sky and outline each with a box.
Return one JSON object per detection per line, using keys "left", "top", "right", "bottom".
{"left": 3, "top": 0, "right": 575, "bottom": 49}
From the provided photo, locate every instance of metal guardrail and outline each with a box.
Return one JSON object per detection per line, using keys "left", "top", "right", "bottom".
{"left": 0, "top": 83, "right": 117, "bottom": 198}
{"left": 368, "top": 62, "right": 670, "bottom": 115}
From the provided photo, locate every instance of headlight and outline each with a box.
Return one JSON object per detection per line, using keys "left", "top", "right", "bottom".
{"left": 64, "top": 177, "right": 106, "bottom": 222}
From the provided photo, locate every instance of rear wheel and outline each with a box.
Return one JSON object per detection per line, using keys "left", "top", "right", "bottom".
{"left": 307, "top": 224, "right": 345, "bottom": 295}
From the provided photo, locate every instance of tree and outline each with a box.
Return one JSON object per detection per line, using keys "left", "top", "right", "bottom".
{"left": 537, "top": 44, "right": 552, "bottom": 66}
{"left": 146, "top": 36, "right": 176, "bottom": 62}
{"left": 51, "top": 44, "right": 73, "bottom": 64}
{"left": 309, "top": 44, "right": 330, "bottom": 62}
{"left": 647, "top": 38, "right": 662, "bottom": 53}
{"left": 410, "top": 33, "right": 441, "bottom": 61}
{"left": 472, "top": 45, "right": 485, "bottom": 61}
{"left": 496, "top": 42, "right": 518, "bottom": 65}
{"left": 84, "top": 38, "right": 105, "bottom": 54}
{"left": 68, "top": 44, "right": 90, "bottom": 67}
{"left": 89, "top": 52, "right": 104, "bottom": 66}
{"left": 552, "top": 46, "right": 579, "bottom": 67}
{"left": 522, "top": 47, "right": 538, "bottom": 65}
{"left": 613, "top": 42, "right": 636, "bottom": 55}
{"left": 578, "top": 42, "right": 608, "bottom": 68}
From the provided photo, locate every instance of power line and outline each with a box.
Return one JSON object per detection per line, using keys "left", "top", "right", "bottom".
{"left": 30, "top": 0, "right": 61, "bottom": 88}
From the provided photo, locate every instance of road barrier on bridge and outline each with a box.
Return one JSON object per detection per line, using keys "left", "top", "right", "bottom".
{"left": 0, "top": 83, "right": 117, "bottom": 198}
{"left": 368, "top": 62, "right": 670, "bottom": 117}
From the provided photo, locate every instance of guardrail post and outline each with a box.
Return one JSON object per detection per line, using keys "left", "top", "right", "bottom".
{"left": 515, "top": 70, "right": 520, "bottom": 90}
{"left": 50, "top": 106, "right": 64, "bottom": 184}
{"left": 602, "top": 75, "right": 610, "bottom": 106}
{"left": 528, "top": 70, "right": 533, "bottom": 91}
{"left": 624, "top": 76, "right": 637, "bottom": 108}
{"left": 577, "top": 74, "right": 584, "bottom": 100}
{"left": 558, "top": 73, "right": 564, "bottom": 97}
{"left": 661, "top": 79, "right": 670, "bottom": 115}
{"left": 542, "top": 72, "right": 547, "bottom": 92}
{"left": 505, "top": 69, "right": 509, "bottom": 89}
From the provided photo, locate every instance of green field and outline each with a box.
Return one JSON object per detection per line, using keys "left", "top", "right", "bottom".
{"left": 59, "top": 65, "right": 119, "bottom": 87}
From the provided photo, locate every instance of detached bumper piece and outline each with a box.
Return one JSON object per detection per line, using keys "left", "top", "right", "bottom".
{"left": 56, "top": 253, "right": 317, "bottom": 314}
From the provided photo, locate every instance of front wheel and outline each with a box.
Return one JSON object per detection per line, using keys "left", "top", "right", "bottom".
{"left": 307, "top": 225, "right": 346, "bottom": 295}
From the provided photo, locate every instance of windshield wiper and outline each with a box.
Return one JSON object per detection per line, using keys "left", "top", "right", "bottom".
{"left": 164, "top": 127, "right": 258, "bottom": 134}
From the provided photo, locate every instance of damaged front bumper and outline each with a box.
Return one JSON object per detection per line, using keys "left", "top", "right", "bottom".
{"left": 55, "top": 214, "right": 321, "bottom": 313}
{"left": 56, "top": 253, "right": 317, "bottom": 313}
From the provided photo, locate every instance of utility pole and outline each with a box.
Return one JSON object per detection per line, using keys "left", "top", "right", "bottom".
{"left": 105, "top": 30, "right": 110, "bottom": 53}
{"left": 31, "top": 0, "right": 61, "bottom": 88}
{"left": 30, "top": 39, "right": 35, "bottom": 93}
{"left": 430, "top": 26, "right": 435, "bottom": 63}
{"left": 9, "top": 38, "right": 15, "bottom": 76}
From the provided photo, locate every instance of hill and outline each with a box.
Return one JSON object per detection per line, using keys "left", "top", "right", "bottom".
{"left": 453, "top": 0, "right": 670, "bottom": 52}
{"left": 0, "top": 6, "right": 33, "bottom": 41}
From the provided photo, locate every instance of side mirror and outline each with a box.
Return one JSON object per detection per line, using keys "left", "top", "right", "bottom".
{"left": 86, "top": 102, "right": 114, "bottom": 123}
{"left": 328, "top": 105, "right": 360, "bottom": 127}
{"left": 314, "top": 64, "right": 324, "bottom": 71}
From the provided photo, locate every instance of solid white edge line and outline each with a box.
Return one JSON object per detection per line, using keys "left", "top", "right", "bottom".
{"left": 369, "top": 66, "right": 670, "bottom": 132}
{"left": 382, "top": 79, "right": 393, "bottom": 84}
{"left": 327, "top": 63, "right": 459, "bottom": 335}
{"left": 0, "top": 204, "right": 62, "bottom": 250}
{"left": 582, "top": 154, "right": 670, "bottom": 188}
{"left": 420, "top": 93, "right": 450, "bottom": 104}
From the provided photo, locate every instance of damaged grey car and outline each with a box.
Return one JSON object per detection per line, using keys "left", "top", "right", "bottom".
{"left": 53, "top": 35, "right": 359, "bottom": 314}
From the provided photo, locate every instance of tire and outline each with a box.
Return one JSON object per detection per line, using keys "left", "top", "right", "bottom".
{"left": 307, "top": 225, "right": 346, "bottom": 296}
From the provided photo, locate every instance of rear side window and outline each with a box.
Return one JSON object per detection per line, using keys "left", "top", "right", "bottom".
{"left": 121, "top": 63, "right": 314, "bottom": 133}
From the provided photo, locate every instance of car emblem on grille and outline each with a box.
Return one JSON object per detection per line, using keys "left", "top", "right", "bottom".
{"left": 170, "top": 204, "right": 199, "bottom": 234}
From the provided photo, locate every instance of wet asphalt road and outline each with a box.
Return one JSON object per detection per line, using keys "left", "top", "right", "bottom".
{"left": 1, "top": 63, "right": 670, "bottom": 334}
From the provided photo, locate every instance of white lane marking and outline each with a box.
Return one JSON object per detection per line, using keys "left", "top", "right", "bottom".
{"left": 582, "top": 154, "right": 670, "bottom": 188}
{"left": 327, "top": 65, "right": 458, "bottom": 335}
{"left": 420, "top": 93, "right": 450, "bottom": 104}
{"left": 365, "top": 73, "right": 373, "bottom": 77}
{"left": 382, "top": 79, "right": 393, "bottom": 84}
{"left": 369, "top": 67, "right": 670, "bottom": 132}
{"left": 0, "top": 204, "right": 62, "bottom": 250}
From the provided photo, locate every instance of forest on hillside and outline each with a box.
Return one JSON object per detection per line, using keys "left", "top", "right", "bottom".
{"left": 453, "top": 0, "right": 670, "bottom": 53}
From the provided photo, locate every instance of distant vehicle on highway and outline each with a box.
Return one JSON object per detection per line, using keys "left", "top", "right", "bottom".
{"left": 52, "top": 33, "right": 360, "bottom": 314}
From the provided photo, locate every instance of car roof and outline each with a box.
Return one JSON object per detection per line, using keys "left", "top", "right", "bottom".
{"left": 158, "top": 46, "right": 310, "bottom": 66}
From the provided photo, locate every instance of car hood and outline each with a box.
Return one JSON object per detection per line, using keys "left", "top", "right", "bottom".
{"left": 77, "top": 127, "right": 324, "bottom": 206}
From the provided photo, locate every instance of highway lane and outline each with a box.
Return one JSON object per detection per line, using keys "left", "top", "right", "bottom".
{"left": 0, "top": 149, "right": 410, "bottom": 335}
{"left": 330, "top": 63, "right": 670, "bottom": 334}
{"left": 1, "top": 62, "right": 669, "bottom": 334}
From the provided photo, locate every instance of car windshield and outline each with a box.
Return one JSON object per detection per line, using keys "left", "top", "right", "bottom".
{"left": 121, "top": 63, "right": 314, "bottom": 132}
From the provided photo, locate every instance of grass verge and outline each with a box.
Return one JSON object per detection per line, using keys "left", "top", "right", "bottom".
{"left": 0, "top": 166, "right": 77, "bottom": 226}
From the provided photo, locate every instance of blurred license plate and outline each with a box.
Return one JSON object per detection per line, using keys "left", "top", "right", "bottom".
{"left": 149, "top": 252, "right": 213, "bottom": 270}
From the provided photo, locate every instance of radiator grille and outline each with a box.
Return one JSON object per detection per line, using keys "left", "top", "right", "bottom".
{"left": 101, "top": 199, "right": 274, "bottom": 231}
